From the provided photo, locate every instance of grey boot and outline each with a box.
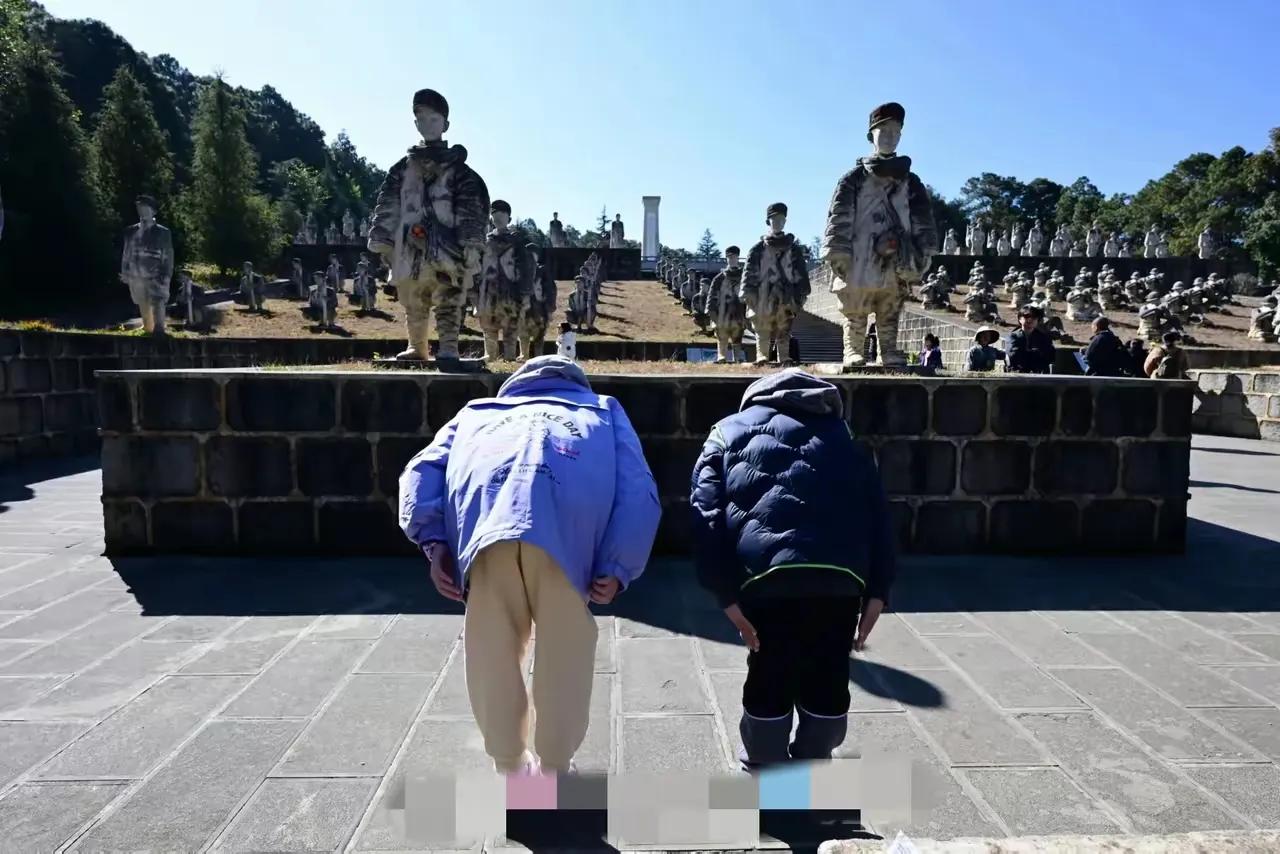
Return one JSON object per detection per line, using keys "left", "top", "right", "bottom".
{"left": 740, "top": 711, "right": 793, "bottom": 770}
{"left": 789, "top": 706, "right": 847, "bottom": 761}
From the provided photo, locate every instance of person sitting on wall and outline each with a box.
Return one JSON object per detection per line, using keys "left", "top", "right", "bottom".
{"left": 1144, "top": 330, "right": 1188, "bottom": 380}
{"left": 1008, "top": 304, "right": 1056, "bottom": 374}
{"left": 965, "top": 326, "right": 1005, "bottom": 372}
{"left": 1126, "top": 339, "right": 1148, "bottom": 377}
{"left": 1082, "top": 316, "right": 1130, "bottom": 377}
{"left": 919, "top": 333, "right": 943, "bottom": 370}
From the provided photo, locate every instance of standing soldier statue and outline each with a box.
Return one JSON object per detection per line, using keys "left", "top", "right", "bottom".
{"left": 610, "top": 213, "right": 625, "bottom": 248}
{"left": 820, "top": 102, "right": 937, "bottom": 367}
{"left": 517, "top": 243, "right": 556, "bottom": 360}
{"left": 290, "top": 257, "right": 306, "bottom": 300}
{"left": 119, "top": 194, "right": 174, "bottom": 335}
{"left": 707, "top": 245, "right": 747, "bottom": 363}
{"left": 476, "top": 200, "right": 532, "bottom": 360}
{"left": 743, "top": 202, "right": 810, "bottom": 365}
{"left": 368, "top": 88, "right": 489, "bottom": 361}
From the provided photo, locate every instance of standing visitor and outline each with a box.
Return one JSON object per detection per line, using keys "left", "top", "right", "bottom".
{"left": 399, "top": 356, "right": 661, "bottom": 775}
{"left": 965, "top": 327, "right": 1005, "bottom": 372}
{"left": 1144, "top": 330, "right": 1188, "bottom": 379}
{"left": 690, "top": 370, "right": 896, "bottom": 771}
{"left": 919, "top": 333, "right": 943, "bottom": 369}
{"left": 1008, "top": 304, "right": 1056, "bottom": 373}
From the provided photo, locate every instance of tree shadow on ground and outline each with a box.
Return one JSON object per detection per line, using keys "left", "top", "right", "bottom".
{"left": 0, "top": 455, "right": 100, "bottom": 511}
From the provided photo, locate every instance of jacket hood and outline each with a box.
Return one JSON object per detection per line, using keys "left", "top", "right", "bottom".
{"left": 497, "top": 355, "right": 592, "bottom": 397}
{"left": 740, "top": 369, "right": 843, "bottom": 417}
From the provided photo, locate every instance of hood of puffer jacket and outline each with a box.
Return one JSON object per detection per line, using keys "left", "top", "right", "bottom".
{"left": 497, "top": 355, "right": 592, "bottom": 398}
{"left": 739, "top": 369, "right": 843, "bottom": 417}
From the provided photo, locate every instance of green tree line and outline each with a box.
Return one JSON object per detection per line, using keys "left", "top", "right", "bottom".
{"left": 0, "top": 0, "right": 385, "bottom": 312}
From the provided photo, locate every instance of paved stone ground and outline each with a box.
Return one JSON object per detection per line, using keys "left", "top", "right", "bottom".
{"left": 0, "top": 435, "right": 1278, "bottom": 852}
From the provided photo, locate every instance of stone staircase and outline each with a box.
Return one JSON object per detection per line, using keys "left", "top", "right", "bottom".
{"left": 790, "top": 309, "right": 843, "bottom": 363}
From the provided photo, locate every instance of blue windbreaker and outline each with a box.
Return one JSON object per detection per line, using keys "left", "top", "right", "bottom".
{"left": 398, "top": 356, "right": 662, "bottom": 598}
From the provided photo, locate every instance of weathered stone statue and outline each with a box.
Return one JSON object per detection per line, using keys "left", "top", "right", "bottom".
{"left": 567, "top": 274, "right": 588, "bottom": 331}
{"left": 693, "top": 277, "right": 712, "bottom": 331}
{"left": 342, "top": 210, "right": 356, "bottom": 242}
{"left": 1033, "top": 263, "right": 1050, "bottom": 293}
{"left": 1049, "top": 227, "right": 1068, "bottom": 258}
{"left": 967, "top": 218, "right": 986, "bottom": 256}
{"left": 1047, "top": 269, "right": 1068, "bottom": 301}
{"left": 1103, "top": 233, "right": 1119, "bottom": 258}
{"left": 324, "top": 223, "right": 339, "bottom": 245}
{"left": 515, "top": 243, "right": 554, "bottom": 360}
{"left": 682, "top": 268, "right": 698, "bottom": 315}
{"left": 997, "top": 230, "right": 1012, "bottom": 256}
{"left": 1248, "top": 296, "right": 1278, "bottom": 342}
{"left": 986, "top": 229, "right": 998, "bottom": 254}
{"left": 966, "top": 261, "right": 989, "bottom": 291}
{"left": 609, "top": 213, "right": 625, "bottom": 249}
{"left": 1098, "top": 273, "right": 1125, "bottom": 311}
{"left": 304, "top": 212, "right": 318, "bottom": 244}
{"left": 1137, "top": 293, "right": 1171, "bottom": 342}
{"left": 1118, "top": 238, "right": 1132, "bottom": 258}
{"left": 1011, "top": 223, "right": 1025, "bottom": 253}
{"left": 1009, "top": 271, "right": 1033, "bottom": 310}
{"left": 820, "top": 102, "right": 936, "bottom": 366}
{"left": 582, "top": 253, "right": 603, "bottom": 331}
{"left": 119, "top": 195, "right": 174, "bottom": 335}
{"left": 934, "top": 266, "right": 953, "bottom": 295}
{"left": 354, "top": 255, "right": 377, "bottom": 311}
{"left": 549, "top": 212, "right": 567, "bottom": 248}
{"left": 476, "top": 200, "right": 533, "bottom": 360}
{"left": 1198, "top": 226, "right": 1215, "bottom": 260}
{"left": 1155, "top": 232, "right": 1171, "bottom": 259}
{"left": 176, "top": 269, "right": 199, "bottom": 327}
{"left": 1073, "top": 268, "right": 1096, "bottom": 294}
{"left": 750, "top": 201, "right": 812, "bottom": 364}
{"left": 325, "top": 254, "right": 343, "bottom": 295}
{"left": 942, "top": 228, "right": 959, "bottom": 255}
{"left": 706, "top": 246, "right": 747, "bottom": 363}
{"left": 1025, "top": 220, "right": 1044, "bottom": 256}
{"left": 1070, "top": 239, "right": 1086, "bottom": 258}
{"left": 1001, "top": 269, "right": 1019, "bottom": 296}
{"left": 1085, "top": 221, "right": 1103, "bottom": 257}
{"left": 963, "top": 286, "right": 999, "bottom": 324}
{"left": 1144, "top": 224, "right": 1160, "bottom": 259}
{"left": 1066, "top": 284, "right": 1101, "bottom": 322}
{"left": 368, "top": 89, "right": 490, "bottom": 361}
{"left": 240, "top": 261, "right": 265, "bottom": 311}
{"left": 309, "top": 271, "right": 338, "bottom": 328}
{"left": 1145, "top": 267, "right": 1167, "bottom": 296}
{"left": 361, "top": 214, "right": 372, "bottom": 239}
{"left": 919, "top": 271, "right": 950, "bottom": 310}
{"left": 290, "top": 257, "right": 306, "bottom": 300}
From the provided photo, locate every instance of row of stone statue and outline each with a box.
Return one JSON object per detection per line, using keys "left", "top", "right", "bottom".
{"left": 920, "top": 259, "right": 1243, "bottom": 344}
{"left": 547, "top": 212, "right": 627, "bottom": 249}
{"left": 292, "top": 210, "right": 373, "bottom": 247}
{"left": 942, "top": 221, "right": 1216, "bottom": 260}
{"left": 656, "top": 201, "right": 812, "bottom": 364}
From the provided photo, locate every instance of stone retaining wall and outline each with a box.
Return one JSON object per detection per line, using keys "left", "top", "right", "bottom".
{"left": 99, "top": 371, "right": 1193, "bottom": 557}
{"left": 0, "top": 328, "right": 696, "bottom": 467}
{"left": 1188, "top": 369, "right": 1280, "bottom": 441}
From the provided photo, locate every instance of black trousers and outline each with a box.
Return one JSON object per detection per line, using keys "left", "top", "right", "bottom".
{"left": 739, "top": 597, "right": 860, "bottom": 767}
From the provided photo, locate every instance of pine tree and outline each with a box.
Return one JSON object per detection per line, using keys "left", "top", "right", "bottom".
{"left": 696, "top": 228, "right": 719, "bottom": 260}
{"left": 92, "top": 65, "right": 174, "bottom": 232}
{"left": 0, "top": 38, "right": 113, "bottom": 309}
{"left": 596, "top": 205, "right": 609, "bottom": 244}
{"left": 182, "top": 75, "right": 277, "bottom": 274}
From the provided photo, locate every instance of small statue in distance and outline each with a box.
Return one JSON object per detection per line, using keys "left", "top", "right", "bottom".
{"left": 1009, "top": 270, "right": 1033, "bottom": 310}
{"left": 1103, "top": 232, "right": 1119, "bottom": 258}
{"left": 1137, "top": 292, "right": 1172, "bottom": 342}
{"left": 1198, "top": 226, "right": 1215, "bottom": 260}
{"left": 968, "top": 218, "right": 986, "bottom": 256}
{"left": 119, "top": 194, "right": 174, "bottom": 335}
{"left": 291, "top": 257, "right": 306, "bottom": 300}
{"left": 942, "top": 228, "right": 959, "bottom": 255}
{"left": 1086, "top": 220, "right": 1104, "bottom": 257}
{"left": 707, "top": 245, "right": 748, "bottom": 363}
{"left": 549, "top": 211, "right": 567, "bottom": 248}
{"left": 1144, "top": 224, "right": 1160, "bottom": 259}
{"left": 1069, "top": 239, "right": 1085, "bottom": 258}
{"left": 1025, "top": 220, "right": 1044, "bottom": 256}
{"left": 1155, "top": 232, "right": 1171, "bottom": 258}
{"left": 1118, "top": 238, "right": 1132, "bottom": 258}
{"left": 1046, "top": 269, "right": 1068, "bottom": 301}
{"left": 239, "top": 261, "right": 266, "bottom": 312}
{"left": 1049, "top": 226, "right": 1069, "bottom": 258}
{"left": 609, "top": 213, "right": 625, "bottom": 249}
{"left": 342, "top": 210, "right": 356, "bottom": 243}
{"left": 919, "top": 271, "right": 950, "bottom": 310}
{"left": 1011, "top": 222, "right": 1025, "bottom": 253}
{"left": 1065, "top": 283, "right": 1101, "bottom": 322}
{"left": 354, "top": 254, "right": 378, "bottom": 312}
{"left": 997, "top": 229, "right": 1012, "bottom": 256}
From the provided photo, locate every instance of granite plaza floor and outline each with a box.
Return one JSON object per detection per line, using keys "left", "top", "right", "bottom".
{"left": 0, "top": 434, "right": 1278, "bottom": 852}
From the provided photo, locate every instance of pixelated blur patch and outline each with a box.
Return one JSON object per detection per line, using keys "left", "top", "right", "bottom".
{"left": 759, "top": 763, "right": 810, "bottom": 810}
{"left": 506, "top": 770, "right": 556, "bottom": 810}
{"left": 607, "top": 771, "right": 756, "bottom": 849}
{"left": 559, "top": 772, "right": 608, "bottom": 810}
{"left": 709, "top": 773, "right": 758, "bottom": 809}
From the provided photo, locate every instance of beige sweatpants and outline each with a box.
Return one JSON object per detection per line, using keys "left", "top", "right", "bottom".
{"left": 464, "top": 540, "right": 598, "bottom": 773}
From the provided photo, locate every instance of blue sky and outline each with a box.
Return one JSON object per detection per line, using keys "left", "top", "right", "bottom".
{"left": 43, "top": 0, "right": 1280, "bottom": 252}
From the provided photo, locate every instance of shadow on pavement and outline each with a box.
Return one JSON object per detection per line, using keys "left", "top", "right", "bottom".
{"left": 0, "top": 454, "right": 100, "bottom": 511}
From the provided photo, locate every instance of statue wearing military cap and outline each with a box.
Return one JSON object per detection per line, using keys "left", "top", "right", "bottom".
{"left": 367, "top": 87, "right": 490, "bottom": 362}
{"left": 821, "top": 101, "right": 937, "bottom": 366}
{"left": 119, "top": 193, "right": 174, "bottom": 335}
{"left": 742, "top": 202, "right": 810, "bottom": 365}
{"left": 477, "top": 199, "right": 533, "bottom": 361}
{"left": 706, "top": 244, "right": 748, "bottom": 363}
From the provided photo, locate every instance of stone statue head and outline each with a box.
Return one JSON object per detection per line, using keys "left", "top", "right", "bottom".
{"left": 766, "top": 202, "right": 787, "bottom": 234}
{"left": 726, "top": 245, "right": 741, "bottom": 264}
{"left": 614, "top": 214, "right": 621, "bottom": 222}
{"left": 135, "top": 195, "right": 157, "bottom": 223}
{"left": 553, "top": 211, "right": 559, "bottom": 220}
{"left": 490, "top": 200, "right": 512, "bottom": 230}
{"left": 866, "top": 102, "right": 905, "bottom": 153}
{"left": 412, "top": 89, "right": 450, "bottom": 142}
{"left": 242, "top": 261, "right": 253, "bottom": 273}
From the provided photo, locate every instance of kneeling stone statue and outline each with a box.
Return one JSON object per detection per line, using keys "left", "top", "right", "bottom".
{"left": 820, "top": 101, "right": 938, "bottom": 366}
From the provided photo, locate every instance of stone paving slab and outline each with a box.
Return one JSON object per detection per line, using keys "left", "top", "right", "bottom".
{"left": 0, "top": 436, "right": 1276, "bottom": 851}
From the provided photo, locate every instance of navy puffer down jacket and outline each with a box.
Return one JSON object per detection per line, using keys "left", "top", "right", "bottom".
{"left": 690, "top": 370, "right": 897, "bottom": 609}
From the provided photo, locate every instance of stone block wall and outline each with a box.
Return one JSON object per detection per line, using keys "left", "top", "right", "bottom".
{"left": 1188, "top": 370, "right": 1280, "bottom": 441}
{"left": 0, "top": 328, "right": 700, "bottom": 468}
{"left": 100, "top": 371, "right": 1193, "bottom": 557}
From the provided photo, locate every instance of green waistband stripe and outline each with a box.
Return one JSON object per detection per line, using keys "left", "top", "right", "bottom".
{"left": 741, "top": 563, "right": 866, "bottom": 590}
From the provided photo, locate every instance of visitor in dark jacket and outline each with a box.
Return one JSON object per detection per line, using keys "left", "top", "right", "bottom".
{"left": 690, "top": 369, "right": 896, "bottom": 771}
{"left": 919, "top": 333, "right": 943, "bottom": 369}
{"left": 1008, "top": 305, "right": 1055, "bottom": 373}
{"left": 1083, "top": 317, "right": 1130, "bottom": 376}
